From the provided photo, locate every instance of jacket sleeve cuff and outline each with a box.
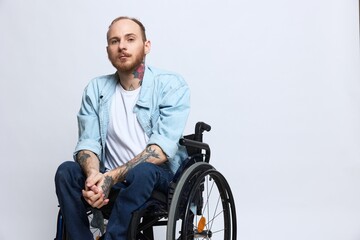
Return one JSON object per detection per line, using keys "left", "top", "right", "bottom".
{"left": 73, "top": 139, "right": 102, "bottom": 161}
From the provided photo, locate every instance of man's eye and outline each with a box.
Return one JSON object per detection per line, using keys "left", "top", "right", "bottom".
{"left": 110, "top": 39, "right": 119, "bottom": 45}
{"left": 128, "top": 38, "right": 135, "bottom": 42}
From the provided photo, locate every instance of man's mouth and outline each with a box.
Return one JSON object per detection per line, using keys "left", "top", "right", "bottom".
{"left": 119, "top": 53, "right": 131, "bottom": 59}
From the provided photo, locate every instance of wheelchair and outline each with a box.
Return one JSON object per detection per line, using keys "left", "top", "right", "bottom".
{"left": 55, "top": 122, "right": 237, "bottom": 240}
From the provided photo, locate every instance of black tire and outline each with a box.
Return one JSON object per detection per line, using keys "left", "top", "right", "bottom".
{"left": 167, "top": 162, "right": 237, "bottom": 240}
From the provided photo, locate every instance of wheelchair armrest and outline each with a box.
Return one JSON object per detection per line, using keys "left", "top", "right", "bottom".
{"left": 179, "top": 138, "right": 210, "bottom": 152}
{"left": 179, "top": 138, "right": 210, "bottom": 162}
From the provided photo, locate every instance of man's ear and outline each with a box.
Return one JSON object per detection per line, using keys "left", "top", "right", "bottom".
{"left": 144, "top": 40, "right": 151, "bottom": 55}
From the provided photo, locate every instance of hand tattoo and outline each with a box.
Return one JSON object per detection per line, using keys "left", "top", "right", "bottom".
{"left": 101, "top": 175, "right": 114, "bottom": 199}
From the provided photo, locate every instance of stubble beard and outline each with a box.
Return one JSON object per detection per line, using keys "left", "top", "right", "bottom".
{"left": 114, "top": 50, "right": 145, "bottom": 74}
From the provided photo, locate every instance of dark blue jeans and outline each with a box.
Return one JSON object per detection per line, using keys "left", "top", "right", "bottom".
{"left": 55, "top": 161, "right": 174, "bottom": 240}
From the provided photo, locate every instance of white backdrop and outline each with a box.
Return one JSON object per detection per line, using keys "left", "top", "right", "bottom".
{"left": 0, "top": 0, "right": 359, "bottom": 239}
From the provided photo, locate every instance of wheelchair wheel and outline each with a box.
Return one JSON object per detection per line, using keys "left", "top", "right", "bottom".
{"left": 167, "top": 162, "right": 237, "bottom": 240}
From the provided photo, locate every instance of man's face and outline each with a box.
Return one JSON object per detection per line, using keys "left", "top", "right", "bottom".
{"left": 106, "top": 19, "right": 150, "bottom": 73}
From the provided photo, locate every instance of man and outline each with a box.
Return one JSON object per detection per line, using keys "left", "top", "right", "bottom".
{"left": 55, "top": 16, "right": 190, "bottom": 240}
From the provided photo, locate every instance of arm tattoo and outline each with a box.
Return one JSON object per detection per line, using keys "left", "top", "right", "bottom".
{"left": 76, "top": 151, "right": 90, "bottom": 168}
{"left": 101, "top": 176, "right": 114, "bottom": 198}
{"left": 120, "top": 146, "right": 160, "bottom": 181}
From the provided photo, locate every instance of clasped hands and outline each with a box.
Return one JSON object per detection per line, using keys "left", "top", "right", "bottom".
{"left": 82, "top": 170, "right": 113, "bottom": 209}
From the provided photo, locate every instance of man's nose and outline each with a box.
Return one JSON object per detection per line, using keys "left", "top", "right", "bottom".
{"left": 118, "top": 41, "right": 127, "bottom": 51}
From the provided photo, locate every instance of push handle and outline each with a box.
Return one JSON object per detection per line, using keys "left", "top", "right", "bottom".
{"left": 180, "top": 122, "right": 212, "bottom": 162}
{"left": 195, "top": 122, "right": 211, "bottom": 142}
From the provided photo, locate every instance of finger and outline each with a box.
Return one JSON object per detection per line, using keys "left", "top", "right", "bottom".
{"left": 82, "top": 190, "right": 96, "bottom": 205}
{"left": 91, "top": 185, "right": 103, "bottom": 195}
{"left": 96, "top": 198, "right": 110, "bottom": 209}
{"left": 88, "top": 191, "right": 104, "bottom": 204}
{"left": 82, "top": 185, "right": 106, "bottom": 207}
{"left": 82, "top": 189, "right": 103, "bottom": 204}
{"left": 91, "top": 195, "right": 106, "bottom": 208}
{"left": 86, "top": 172, "right": 103, "bottom": 188}
{"left": 82, "top": 189, "right": 94, "bottom": 199}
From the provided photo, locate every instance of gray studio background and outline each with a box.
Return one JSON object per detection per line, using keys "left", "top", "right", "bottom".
{"left": 0, "top": 0, "right": 359, "bottom": 239}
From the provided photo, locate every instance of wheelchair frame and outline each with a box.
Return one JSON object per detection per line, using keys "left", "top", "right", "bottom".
{"left": 55, "top": 122, "right": 237, "bottom": 240}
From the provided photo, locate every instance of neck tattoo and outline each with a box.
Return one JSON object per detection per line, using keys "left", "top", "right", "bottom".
{"left": 133, "top": 62, "right": 145, "bottom": 87}
{"left": 117, "top": 62, "right": 145, "bottom": 91}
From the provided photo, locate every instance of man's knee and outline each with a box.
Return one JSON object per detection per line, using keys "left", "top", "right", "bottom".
{"left": 126, "top": 162, "right": 158, "bottom": 183}
{"left": 55, "top": 161, "right": 82, "bottom": 184}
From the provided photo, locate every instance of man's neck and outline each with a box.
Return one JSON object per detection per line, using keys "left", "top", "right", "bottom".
{"left": 117, "top": 62, "right": 145, "bottom": 91}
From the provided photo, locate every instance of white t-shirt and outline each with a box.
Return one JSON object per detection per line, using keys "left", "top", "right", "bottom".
{"left": 104, "top": 84, "right": 149, "bottom": 170}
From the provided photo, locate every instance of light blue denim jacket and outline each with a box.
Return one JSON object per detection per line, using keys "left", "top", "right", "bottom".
{"left": 74, "top": 65, "right": 190, "bottom": 174}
